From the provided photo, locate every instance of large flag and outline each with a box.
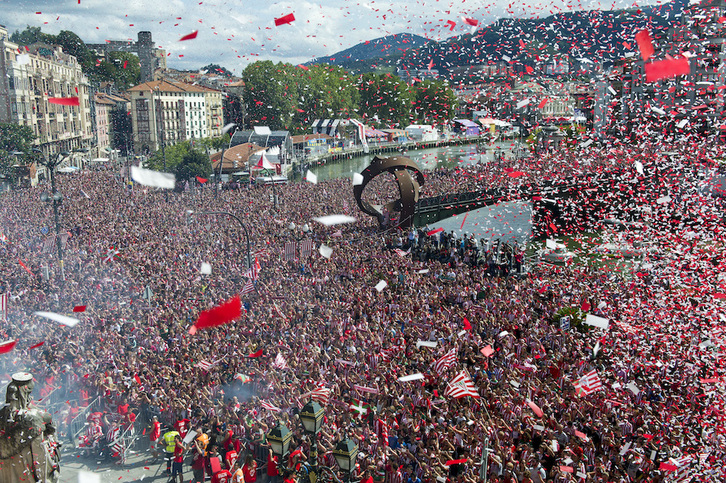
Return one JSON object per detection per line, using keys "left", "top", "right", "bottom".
{"left": 574, "top": 369, "right": 603, "bottom": 396}
{"left": 103, "top": 246, "right": 120, "bottom": 263}
{"left": 309, "top": 386, "right": 331, "bottom": 405}
{"left": 432, "top": 347, "right": 458, "bottom": 374}
{"left": 261, "top": 401, "right": 281, "bottom": 412}
{"left": 445, "top": 370, "right": 480, "bottom": 399}
{"left": 0, "top": 293, "right": 7, "bottom": 321}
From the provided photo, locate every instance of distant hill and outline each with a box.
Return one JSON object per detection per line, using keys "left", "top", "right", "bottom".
{"left": 307, "top": 33, "right": 434, "bottom": 71}
{"left": 308, "top": 0, "right": 688, "bottom": 75}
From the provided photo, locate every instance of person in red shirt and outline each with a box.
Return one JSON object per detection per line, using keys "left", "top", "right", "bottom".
{"left": 267, "top": 448, "right": 280, "bottom": 483}
{"left": 242, "top": 453, "right": 257, "bottom": 483}
{"left": 117, "top": 398, "right": 130, "bottom": 417}
{"left": 225, "top": 448, "right": 239, "bottom": 470}
{"left": 282, "top": 470, "right": 296, "bottom": 483}
{"left": 212, "top": 468, "right": 232, "bottom": 483}
{"left": 148, "top": 416, "right": 161, "bottom": 460}
{"left": 175, "top": 418, "right": 191, "bottom": 439}
{"left": 171, "top": 434, "right": 186, "bottom": 483}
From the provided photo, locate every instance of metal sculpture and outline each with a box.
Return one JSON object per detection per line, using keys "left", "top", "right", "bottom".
{"left": 352, "top": 155, "right": 425, "bottom": 229}
{"left": 0, "top": 372, "right": 61, "bottom": 482}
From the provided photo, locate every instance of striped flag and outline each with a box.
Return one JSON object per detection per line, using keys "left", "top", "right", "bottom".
{"left": 574, "top": 369, "right": 603, "bottom": 396}
{"left": 273, "top": 352, "right": 288, "bottom": 370}
{"left": 0, "top": 293, "right": 7, "bottom": 321}
{"left": 261, "top": 401, "right": 281, "bottom": 412}
{"left": 195, "top": 359, "right": 217, "bottom": 371}
{"left": 432, "top": 347, "right": 457, "bottom": 374}
{"left": 243, "top": 261, "right": 259, "bottom": 280}
{"left": 445, "top": 370, "right": 480, "bottom": 399}
{"left": 284, "top": 242, "right": 296, "bottom": 261}
{"left": 240, "top": 280, "right": 255, "bottom": 296}
{"left": 300, "top": 239, "right": 314, "bottom": 258}
{"left": 393, "top": 248, "right": 410, "bottom": 257}
{"left": 309, "top": 386, "right": 331, "bottom": 405}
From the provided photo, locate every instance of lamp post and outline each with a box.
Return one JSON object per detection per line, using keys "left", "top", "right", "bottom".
{"left": 333, "top": 437, "right": 359, "bottom": 483}
{"left": 34, "top": 148, "right": 69, "bottom": 282}
{"left": 267, "top": 401, "right": 356, "bottom": 483}
{"left": 299, "top": 400, "right": 325, "bottom": 483}
{"left": 216, "top": 124, "right": 236, "bottom": 199}
{"left": 186, "top": 210, "right": 252, "bottom": 268}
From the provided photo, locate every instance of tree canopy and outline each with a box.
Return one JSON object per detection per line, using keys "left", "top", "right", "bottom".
{"left": 0, "top": 123, "right": 37, "bottom": 179}
{"left": 241, "top": 61, "right": 455, "bottom": 132}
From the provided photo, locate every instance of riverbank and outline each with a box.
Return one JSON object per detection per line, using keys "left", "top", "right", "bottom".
{"left": 290, "top": 133, "right": 506, "bottom": 175}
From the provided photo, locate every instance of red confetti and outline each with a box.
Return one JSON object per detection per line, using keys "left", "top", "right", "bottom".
{"left": 445, "top": 458, "right": 467, "bottom": 466}
{"left": 446, "top": 20, "right": 456, "bottom": 31}
{"left": 123, "top": 60, "right": 128, "bottom": 69}
{"left": 196, "top": 176, "right": 208, "bottom": 184}
{"left": 48, "top": 97, "right": 80, "bottom": 106}
{"left": 426, "top": 227, "right": 444, "bottom": 236}
{"left": 73, "top": 305, "right": 86, "bottom": 312}
{"left": 645, "top": 57, "right": 690, "bottom": 82}
{"left": 635, "top": 30, "right": 654, "bottom": 61}
{"left": 463, "top": 17, "right": 478, "bottom": 27}
{"left": 274, "top": 13, "right": 295, "bottom": 26}
{"left": 29, "top": 342, "right": 45, "bottom": 350}
{"left": 179, "top": 30, "right": 199, "bottom": 41}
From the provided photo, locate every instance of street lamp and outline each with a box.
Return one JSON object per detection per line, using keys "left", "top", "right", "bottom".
{"left": 300, "top": 400, "right": 324, "bottom": 483}
{"left": 216, "top": 123, "right": 236, "bottom": 199}
{"left": 34, "top": 148, "right": 69, "bottom": 282}
{"left": 333, "top": 437, "right": 359, "bottom": 483}
{"left": 186, "top": 210, "right": 252, "bottom": 269}
{"left": 267, "top": 422, "right": 292, "bottom": 461}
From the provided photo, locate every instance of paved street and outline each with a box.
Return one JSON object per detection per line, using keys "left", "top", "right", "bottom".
{"left": 60, "top": 442, "right": 173, "bottom": 483}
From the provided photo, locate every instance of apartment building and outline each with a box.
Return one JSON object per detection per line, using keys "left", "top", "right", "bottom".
{"left": 0, "top": 24, "right": 92, "bottom": 166}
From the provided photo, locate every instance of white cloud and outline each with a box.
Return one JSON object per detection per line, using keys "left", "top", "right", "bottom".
{"left": 2, "top": 0, "right": 663, "bottom": 72}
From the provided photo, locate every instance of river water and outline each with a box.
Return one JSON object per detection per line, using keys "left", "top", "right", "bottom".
{"left": 307, "top": 141, "right": 533, "bottom": 245}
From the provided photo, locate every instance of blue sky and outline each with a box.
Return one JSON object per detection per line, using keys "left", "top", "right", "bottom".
{"left": 2, "top": 0, "right": 662, "bottom": 73}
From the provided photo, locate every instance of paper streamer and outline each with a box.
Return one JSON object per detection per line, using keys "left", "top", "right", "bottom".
{"left": 34, "top": 311, "right": 80, "bottom": 327}
{"left": 313, "top": 215, "right": 356, "bottom": 226}
{"left": 398, "top": 373, "right": 425, "bottom": 382}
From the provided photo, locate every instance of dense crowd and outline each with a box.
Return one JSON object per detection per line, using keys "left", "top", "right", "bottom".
{"left": 1, "top": 137, "right": 726, "bottom": 483}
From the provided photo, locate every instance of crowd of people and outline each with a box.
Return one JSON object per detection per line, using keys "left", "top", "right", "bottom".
{"left": 1, "top": 136, "right": 725, "bottom": 483}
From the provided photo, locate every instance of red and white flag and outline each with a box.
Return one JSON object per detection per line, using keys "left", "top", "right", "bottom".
{"left": 309, "top": 386, "right": 331, "bottom": 405}
{"left": 240, "top": 280, "right": 255, "bottom": 296}
{"left": 574, "top": 369, "right": 603, "bottom": 396}
{"left": 103, "top": 247, "right": 120, "bottom": 263}
{"left": 273, "top": 352, "right": 288, "bottom": 370}
{"left": 393, "top": 248, "right": 410, "bottom": 257}
{"left": 432, "top": 347, "right": 457, "bottom": 374}
{"left": 444, "top": 370, "right": 480, "bottom": 399}
{"left": 261, "top": 401, "right": 281, "bottom": 412}
{"left": 195, "top": 359, "right": 218, "bottom": 371}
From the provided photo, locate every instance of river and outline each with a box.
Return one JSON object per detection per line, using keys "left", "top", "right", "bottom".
{"left": 305, "top": 141, "right": 533, "bottom": 245}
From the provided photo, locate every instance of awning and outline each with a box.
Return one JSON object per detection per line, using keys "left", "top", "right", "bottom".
{"left": 365, "top": 128, "right": 387, "bottom": 137}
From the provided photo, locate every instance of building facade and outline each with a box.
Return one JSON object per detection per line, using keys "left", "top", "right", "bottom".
{"left": 0, "top": 25, "right": 93, "bottom": 167}
{"left": 127, "top": 79, "right": 224, "bottom": 153}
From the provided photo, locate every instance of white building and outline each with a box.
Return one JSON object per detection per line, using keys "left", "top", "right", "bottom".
{"left": 0, "top": 25, "right": 92, "bottom": 170}
{"left": 127, "top": 79, "right": 224, "bottom": 153}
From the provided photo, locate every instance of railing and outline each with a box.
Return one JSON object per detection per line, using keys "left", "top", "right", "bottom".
{"left": 69, "top": 396, "right": 102, "bottom": 447}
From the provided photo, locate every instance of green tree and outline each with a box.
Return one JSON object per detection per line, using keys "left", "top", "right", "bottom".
{"left": 202, "top": 63, "right": 234, "bottom": 78}
{"left": 291, "top": 64, "right": 359, "bottom": 133}
{"left": 176, "top": 147, "right": 212, "bottom": 181}
{"left": 0, "top": 123, "right": 37, "bottom": 180}
{"left": 411, "top": 80, "right": 457, "bottom": 125}
{"left": 10, "top": 26, "right": 55, "bottom": 46}
{"left": 108, "top": 52, "right": 141, "bottom": 90}
{"left": 55, "top": 30, "right": 92, "bottom": 64}
{"left": 357, "top": 73, "right": 413, "bottom": 128}
{"left": 242, "top": 61, "right": 300, "bottom": 130}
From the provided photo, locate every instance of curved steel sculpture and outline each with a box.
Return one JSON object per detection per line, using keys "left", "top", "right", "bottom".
{"left": 353, "top": 155, "right": 425, "bottom": 229}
